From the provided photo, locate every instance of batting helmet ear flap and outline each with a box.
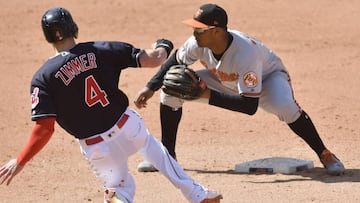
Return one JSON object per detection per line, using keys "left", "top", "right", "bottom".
{"left": 41, "top": 7, "right": 79, "bottom": 43}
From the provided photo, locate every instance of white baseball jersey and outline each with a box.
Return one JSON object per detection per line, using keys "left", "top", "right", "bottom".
{"left": 161, "top": 29, "right": 301, "bottom": 123}
{"left": 178, "top": 29, "right": 287, "bottom": 97}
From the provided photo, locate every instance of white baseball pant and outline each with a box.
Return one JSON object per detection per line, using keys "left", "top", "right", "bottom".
{"left": 78, "top": 107, "right": 209, "bottom": 203}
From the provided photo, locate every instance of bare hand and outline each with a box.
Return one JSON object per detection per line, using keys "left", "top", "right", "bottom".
{"left": 133, "top": 87, "right": 155, "bottom": 109}
{"left": 0, "top": 159, "right": 24, "bottom": 185}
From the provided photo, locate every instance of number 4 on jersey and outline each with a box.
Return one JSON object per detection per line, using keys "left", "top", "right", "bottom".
{"left": 85, "top": 75, "right": 109, "bottom": 107}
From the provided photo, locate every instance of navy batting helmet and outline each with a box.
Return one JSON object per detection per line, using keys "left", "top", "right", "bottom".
{"left": 41, "top": 7, "right": 78, "bottom": 43}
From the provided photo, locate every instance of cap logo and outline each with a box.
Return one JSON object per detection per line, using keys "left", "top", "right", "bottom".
{"left": 194, "top": 9, "right": 203, "bottom": 18}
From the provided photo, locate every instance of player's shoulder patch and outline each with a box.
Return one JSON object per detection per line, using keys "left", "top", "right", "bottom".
{"left": 243, "top": 71, "right": 258, "bottom": 88}
{"left": 31, "top": 87, "right": 40, "bottom": 109}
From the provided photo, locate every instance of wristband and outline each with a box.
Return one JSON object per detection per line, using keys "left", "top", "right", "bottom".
{"left": 155, "top": 39, "right": 174, "bottom": 57}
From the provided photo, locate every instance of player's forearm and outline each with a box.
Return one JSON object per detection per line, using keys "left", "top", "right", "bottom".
{"left": 141, "top": 48, "right": 168, "bottom": 67}
{"left": 146, "top": 50, "right": 179, "bottom": 91}
{"left": 208, "top": 90, "right": 259, "bottom": 115}
{"left": 139, "top": 39, "right": 174, "bottom": 67}
{"left": 17, "top": 118, "right": 55, "bottom": 166}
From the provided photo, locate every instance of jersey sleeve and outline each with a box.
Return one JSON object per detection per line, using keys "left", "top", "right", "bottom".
{"left": 220, "top": 32, "right": 264, "bottom": 97}
{"left": 30, "top": 73, "right": 57, "bottom": 121}
{"left": 96, "top": 41, "right": 142, "bottom": 69}
{"left": 177, "top": 36, "right": 202, "bottom": 65}
{"left": 237, "top": 61, "right": 262, "bottom": 97}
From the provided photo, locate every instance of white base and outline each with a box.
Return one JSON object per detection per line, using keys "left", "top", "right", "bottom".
{"left": 235, "top": 157, "right": 314, "bottom": 174}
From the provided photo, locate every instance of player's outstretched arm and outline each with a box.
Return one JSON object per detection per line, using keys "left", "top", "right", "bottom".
{"left": 146, "top": 50, "right": 180, "bottom": 91}
{"left": 133, "top": 50, "right": 181, "bottom": 109}
{"left": 0, "top": 117, "right": 55, "bottom": 185}
{"left": 139, "top": 39, "right": 174, "bottom": 67}
{"left": 133, "top": 86, "right": 154, "bottom": 109}
{"left": 209, "top": 90, "right": 259, "bottom": 115}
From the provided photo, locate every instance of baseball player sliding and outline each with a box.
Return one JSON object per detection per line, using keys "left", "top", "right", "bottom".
{"left": 134, "top": 3, "right": 345, "bottom": 176}
{"left": 0, "top": 7, "right": 222, "bottom": 203}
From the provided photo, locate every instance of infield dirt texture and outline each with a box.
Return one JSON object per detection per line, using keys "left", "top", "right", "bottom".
{"left": 0, "top": 0, "right": 359, "bottom": 202}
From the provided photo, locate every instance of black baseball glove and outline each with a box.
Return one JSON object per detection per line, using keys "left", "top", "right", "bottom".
{"left": 162, "top": 65, "right": 207, "bottom": 100}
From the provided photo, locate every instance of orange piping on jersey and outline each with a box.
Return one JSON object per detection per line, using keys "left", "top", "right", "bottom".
{"left": 281, "top": 70, "right": 302, "bottom": 114}
{"left": 241, "top": 92, "right": 261, "bottom": 97}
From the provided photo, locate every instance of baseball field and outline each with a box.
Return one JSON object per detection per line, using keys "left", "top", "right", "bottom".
{"left": 0, "top": 0, "right": 359, "bottom": 202}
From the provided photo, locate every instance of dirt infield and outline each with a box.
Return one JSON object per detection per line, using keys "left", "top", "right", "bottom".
{"left": 1, "top": 0, "right": 359, "bottom": 202}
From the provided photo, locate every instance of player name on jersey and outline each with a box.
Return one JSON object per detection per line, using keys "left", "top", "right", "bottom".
{"left": 55, "top": 52, "right": 98, "bottom": 86}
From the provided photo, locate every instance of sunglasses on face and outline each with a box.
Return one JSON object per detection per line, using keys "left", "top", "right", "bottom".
{"left": 193, "top": 26, "right": 216, "bottom": 34}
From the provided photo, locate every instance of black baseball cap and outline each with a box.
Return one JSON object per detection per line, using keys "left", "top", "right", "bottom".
{"left": 182, "top": 4, "right": 228, "bottom": 28}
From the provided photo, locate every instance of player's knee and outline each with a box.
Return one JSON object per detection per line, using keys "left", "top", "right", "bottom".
{"left": 270, "top": 101, "right": 300, "bottom": 123}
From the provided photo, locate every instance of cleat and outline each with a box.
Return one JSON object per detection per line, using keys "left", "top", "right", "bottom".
{"left": 320, "top": 149, "right": 345, "bottom": 176}
{"left": 137, "top": 161, "right": 158, "bottom": 172}
{"left": 104, "top": 189, "right": 126, "bottom": 203}
{"left": 200, "top": 191, "right": 223, "bottom": 203}
{"left": 109, "top": 196, "right": 125, "bottom": 203}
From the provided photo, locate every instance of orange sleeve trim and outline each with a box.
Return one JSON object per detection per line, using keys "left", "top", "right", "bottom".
{"left": 241, "top": 92, "right": 261, "bottom": 97}
{"left": 16, "top": 117, "right": 55, "bottom": 166}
